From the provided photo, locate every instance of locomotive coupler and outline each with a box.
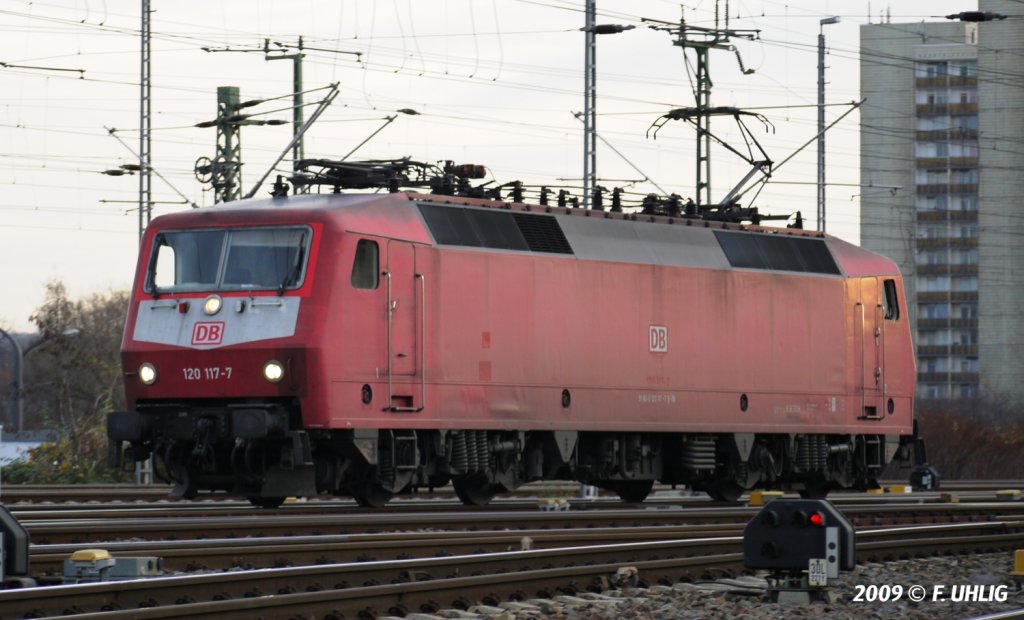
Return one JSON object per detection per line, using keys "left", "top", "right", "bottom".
{"left": 107, "top": 410, "right": 152, "bottom": 469}
{"left": 192, "top": 417, "right": 218, "bottom": 472}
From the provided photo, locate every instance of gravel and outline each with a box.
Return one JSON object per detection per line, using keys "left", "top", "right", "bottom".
{"left": 388, "top": 553, "right": 1024, "bottom": 619}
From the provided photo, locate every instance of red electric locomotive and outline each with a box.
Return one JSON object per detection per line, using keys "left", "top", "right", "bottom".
{"left": 109, "top": 164, "right": 919, "bottom": 506}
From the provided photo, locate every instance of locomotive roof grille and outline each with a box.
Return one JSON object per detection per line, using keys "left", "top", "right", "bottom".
{"left": 418, "top": 203, "right": 574, "bottom": 255}
{"left": 714, "top": 230, "right": 840, "bottom": 275}
{"left": 510, "top": 212, "right": 573, "bottom": 254}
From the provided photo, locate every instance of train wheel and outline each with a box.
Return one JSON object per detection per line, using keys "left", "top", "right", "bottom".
{"left": 706, "top": 481, "right": 744, "bottom": 502}
{"left": 607, "top": 480, "right": 654, "bottom": 503}
{"left": 247, "top": 496, "right": 285, "bottom": 509}
{"left": 453, "top": 476, "right": 495, "bottom": 506}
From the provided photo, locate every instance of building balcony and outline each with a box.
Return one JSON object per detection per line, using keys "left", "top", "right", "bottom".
{"left": 915, "top": 237, "right": 978, "bottom": 249}
{"left": 916, "top": 263, "right": 978, "bottom": 276}
{"left": 916, "top": 291, "right": 978, "bottom": 302}
{"left": 915, "top": 76, "right": 978, "bottom": 88}
{"left": 918, "top": 372, "right": 979, "bottom": 384}
{"left": 915, "top": 102, "right": 978, "bottom": 116}
{"left": 916, "top": 157, "right": 979, "bottom": 169}
{"left": 918, "top": 318, "right": 978, "bottom": 329}
{"left": 952, "top": 344, "right": 979, "bottom": 356}
{"left": 916, "top": 183, "right": 978, "bottom": 196}
{"left": 917, "top": 345, "right": 950, "bottom": 357}
{"left": 918, "top": 345, "right": 979, "bottom": 357}
{"left": 916, "top": 210, "right": 978, "bottom": 222}
{"left": 917, "top": 104, "right": 948, "bottom": 116}
{"left": 949, "top": 210, "right": 979, "bottom": 221}
{"left": 916, "top": 129, "right": 978, "bottom": 141}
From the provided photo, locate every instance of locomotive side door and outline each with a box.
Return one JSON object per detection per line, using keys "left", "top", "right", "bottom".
{"left": 857, "top": 277, "right": 885, "bottom": 419}
{"left": 384, "top": 240, "right": 424, "bottom": 412}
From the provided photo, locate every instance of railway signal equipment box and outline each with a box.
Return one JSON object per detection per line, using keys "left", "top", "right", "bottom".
{"left": 743, "top": 499, "right": 855, "bottom": 602}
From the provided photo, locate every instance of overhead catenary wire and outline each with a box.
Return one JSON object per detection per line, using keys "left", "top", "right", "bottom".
{"left": 4, "top": 3, "right": 1019, "bottom": 234}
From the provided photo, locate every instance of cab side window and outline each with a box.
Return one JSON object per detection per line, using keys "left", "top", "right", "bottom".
{"left": 351, "top": 239, "right": 380, "bottom": 289}
{"left": 883, "top": 279, "right": 900, "bottom": 320}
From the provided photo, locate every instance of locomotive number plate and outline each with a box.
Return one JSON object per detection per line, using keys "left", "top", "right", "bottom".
{"left": 182, "top": 367, "right": 233, "bottom": 381}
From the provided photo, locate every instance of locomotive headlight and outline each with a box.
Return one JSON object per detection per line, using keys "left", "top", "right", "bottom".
{"left": 263, "top": 360, "right": 285, "bottom": 383}
{"left": 138, "top": 362, "right": 158, "bottom": 385}
{"left": 203, "top": 294, "right": 223, "bottom": 316}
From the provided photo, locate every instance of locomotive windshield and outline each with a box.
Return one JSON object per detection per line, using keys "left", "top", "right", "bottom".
{"left": 147, "top": 226, "right": 310, "bottom": 294}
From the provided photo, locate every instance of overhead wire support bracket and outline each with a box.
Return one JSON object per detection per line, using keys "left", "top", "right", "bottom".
{"left": 644, "top": 2, "right": 760, "bottom": 209}
{"left": 729, "top": 100, "right": 864, "bottom": 207}
{"left": 572, "top": 111, "right": 668, "bottom": 196}
{"left": 105, "top": 127, "right": 199, "bottom": 209}
{"left": 245, "top": 82, "right": 341, "bottom": 199}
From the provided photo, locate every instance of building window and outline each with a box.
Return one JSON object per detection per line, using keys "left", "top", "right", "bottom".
{"left": 919, "top": 276, "right": 951, "bottom": 292}
{"left": 915, "top": 195, "right": 948, "bottom": 211}
{"left": 917, "top": 117, "right": 951, "bottom": 131}
{"left": 953, "top": 277, "right": 978, "bottom": 292}
{"left": 953, "top": 330, "right": 977, "bottom": 345}
{"left": 960, "top": 384, "right": 978, "bottom": 398}
{"left": 920, "top": 303, "right": 950, "bottom": 319}
{"left": 954, "top": 304, "right": 978, "bottom": 319}
{"left": 918, "top": 383, "right": 946, "bottom": 400}
{"left": 952, "top": 249, "right": 978, "bottom": 265}
{"left": 918, "top": 330, "right": 951, "bottom": 346}
{"left": 953, "top": 116, "right": 977, "bottom": 131}
{"left": 959, "top": 224, "right": 978, "bottom": 238}
{"left": 955, "top": 169, "right": 978, "bottom": 184}
{"left": 917, "top": 249, "right": 949, "bottom": 265}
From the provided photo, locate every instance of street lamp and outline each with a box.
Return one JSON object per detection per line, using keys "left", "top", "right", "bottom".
{"left": 818, "top": 16, "right": 840, "bottom": 233}
{"left": 0, "top": 328, "right": 80, "bottom": 435}
{"left": 0, "top": 329, "right": 22, "bottom": 435}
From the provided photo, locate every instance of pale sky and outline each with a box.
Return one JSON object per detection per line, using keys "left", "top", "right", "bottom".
{"left": 1, "top": 0, "right": 980, "bottom": 331}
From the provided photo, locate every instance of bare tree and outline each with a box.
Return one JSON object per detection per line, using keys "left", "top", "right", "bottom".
{"left": 917, "top": 395, "right": 1024, "bottom": 479}
{"left": 6, "top": 282, "right": 129, "bottom": 483}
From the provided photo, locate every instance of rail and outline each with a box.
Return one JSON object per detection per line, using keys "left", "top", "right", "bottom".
{"left": 2, "top": 521, "right": 1022, "bottom": 618}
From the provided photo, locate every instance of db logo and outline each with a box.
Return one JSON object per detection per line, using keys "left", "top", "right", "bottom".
{"left": 649, "top": 325, "right": 668, "bottom": 353}
{"left": 192, "top": 322, "right": 225, "bottom": 346}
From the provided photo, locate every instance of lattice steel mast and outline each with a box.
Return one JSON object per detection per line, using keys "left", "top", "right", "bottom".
{"left": 139, "top": 0, "right": 152, "bottom": 238}
{"left": 646, "top": 3, "right": 758, "bottom": 209}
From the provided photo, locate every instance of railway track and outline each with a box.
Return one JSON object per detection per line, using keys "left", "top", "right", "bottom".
{"left": 16, "top": 499, "right": 1024, "bottom": 545}
{"left": 2, "top": 520, "right": 1022, "bottom": 619}
{"left": 2, "top": 479, "right": 1020, "bottom": 505}
{"left": 29, "top": 523, "right": 741, "bottom": 575}
{"left": 5, "top": 484, "right": 1024, "bottom": 617}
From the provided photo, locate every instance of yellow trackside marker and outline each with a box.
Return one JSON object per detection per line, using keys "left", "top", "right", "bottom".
{"left": 938, "top": 493, "right": 960, "bottom": 503}
{"left": 1013, "top": 550, "right": 1024, "bottom": 577}
{"left": 748, "top": 490, "right": 784, "bottom": 506}
{"left": 866, "top": 487, "right": 885, "bottom": 494}
{"left": 69, "top": 549, "right": 112, "bottom": 562}
{"left": 888, "top": 484, "right": 909, "bottom": 494}
{"left": 996, "top": 490, "right": 1021, "bottom": 501}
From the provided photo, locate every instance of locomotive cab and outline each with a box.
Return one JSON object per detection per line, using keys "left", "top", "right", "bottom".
{"left": 109, "top": 220, "right": 320, "bottom": 505}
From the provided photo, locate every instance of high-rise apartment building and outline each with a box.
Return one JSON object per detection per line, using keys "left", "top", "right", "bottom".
{"left": 860, "top": 1, "right": 1024, "bottom": 401}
